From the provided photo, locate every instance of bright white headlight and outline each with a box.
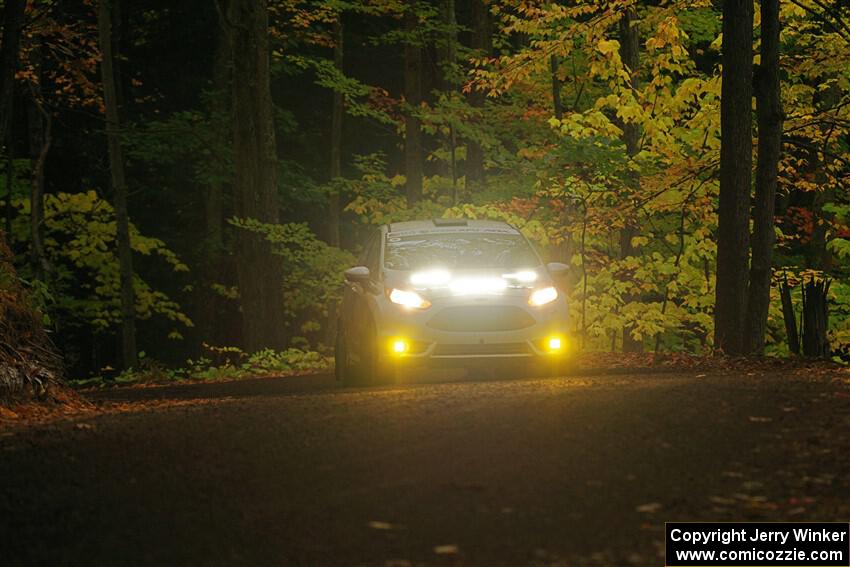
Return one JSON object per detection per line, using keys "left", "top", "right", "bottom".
{"left": 410, "top": 269, "right": 451, "bottom": 287}
{"left": 388, "top": 288, "right": 431, "bottom": 309}
{"left": 528, "top": 286, "right": 558, "bottom": 306}
{"left": 450, "top": 277, "right": 508, "bottom": 296}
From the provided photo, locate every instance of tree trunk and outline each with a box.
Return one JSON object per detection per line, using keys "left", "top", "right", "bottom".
{"left": 618, "top": 8, "right": 642, "bottom": 353}
{"left": 197, "top": 0, "right": 231, "bottom": 349}
{"left": 808, "top": 184, "right": 833, "bottom": 271}
{"left": 438, "top": 0, "right": 458, "bottom": 199}
{"left": 801, "top": 277, "right": 830, "bottom": 358}
{"left": 323, "top": 16, "right": 345, "bottom": 349}
{"left": 745, "top": 0, "right": 782, "bottom": 355}
{"left": 0, "top": 0, "right": 25, "bottom": 146}
{"left": 0, "top": 0, "right": 25, "bottom": 244}
{"left": 403, "top": 4, "right": 423, "bottom": 205}
{"left": 437, "top": 0, "right": 457, "bottom": 90}
{"left": 4, "top": 92, "right": 13, "bottom": 239}
{"left": 27, "top": 92, "right": 51, "bottom": 281}
{"left": 328, "top": 17, "right": 343, "bottom": 247}
{"left": 550, "top": 55, "right": 563, "bottom": 120}
{"left": 714, "top": 0, "right": 753, "bottom": 356}
{"left": 779, "top": 275, "right": 799, "bottom": 355}
{"left": 98, "top": 0, "right": 137, "bottom": 369}
{"left": 465, "top": 0, "right": 491, "bottom": 190}
{"left": 228, "top": 0, "right": 287, "bottom": 351}
{"left": 208, "top": 8, "right": 228, "bottom": 277}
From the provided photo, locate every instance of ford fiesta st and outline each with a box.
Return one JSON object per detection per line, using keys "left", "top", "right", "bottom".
{"left": 335, "top": 219, "right": 571, "bottom": 384}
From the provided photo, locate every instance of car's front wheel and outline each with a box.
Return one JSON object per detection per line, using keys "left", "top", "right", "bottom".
{"left": 335, "top": 326, "right": 397, "bottom": 386}
{"left": 358, "top": 324, "right": 397, "bottom": 386}
{"left": 334, "top": 329, "right": 355, "bottom": 385}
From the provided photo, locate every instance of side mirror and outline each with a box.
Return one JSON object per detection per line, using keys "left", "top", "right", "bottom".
{"left": 546, "top": 262, "right": 570, "bottom": 278}
{"left": 344, "top": 266, "right": 371, "bottom": 283}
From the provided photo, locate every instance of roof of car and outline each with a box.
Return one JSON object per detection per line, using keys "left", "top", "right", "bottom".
{"left": 386, "top": 219, "right": 520, "bottom": 236}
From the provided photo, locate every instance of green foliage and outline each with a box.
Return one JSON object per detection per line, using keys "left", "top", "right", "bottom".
{"left": 228, "top": 218, "right": 356, "bottom": 337}
{"left": 0, "top": 159, "right": 31, "bottom": 200}
{"left": 290, "top": 56, "right": 396, "bottom": 125}
{"left": 341, "top": 153, "right": 450, "bottom": 224}
{"left": 11, "top": 0, "right": 850, "bottom": 375}
{"left": 245, "top": 348, "right": 330, "bottom": 372}
{"left": 123, "top": 101, "right": 232, "bottom": 190}
{"left": 9, "top": 191, "right": 192, "bottom": 335}
{"left": 70, "top": 347, "right": 332, "bottom": 388}
{"left": 677, "top": 8, "right": 721, "bottom": 46}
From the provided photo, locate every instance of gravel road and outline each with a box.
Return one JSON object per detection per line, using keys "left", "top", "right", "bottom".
{"left": 2, "top": 370, "right": 849, "bottom": 566}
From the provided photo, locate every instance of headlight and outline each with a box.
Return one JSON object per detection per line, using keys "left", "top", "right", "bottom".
{"left": 528, "top": 286, "right": 558, "bottom": 306}
{"left": 388, "top": 288, "right": 431, "bottom": 309}
{"left": 410, "top": 269, "right": 451, "bottom": 286}
{"left": 450, "top": 277, "right": 507, "bottom": 296}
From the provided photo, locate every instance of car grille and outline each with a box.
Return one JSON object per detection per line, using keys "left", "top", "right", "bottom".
{"left": 432, "top": 343, "right": 531, "bottom": 357}
{"left": 426, "top": 306, "right": 535, "bottom": 332}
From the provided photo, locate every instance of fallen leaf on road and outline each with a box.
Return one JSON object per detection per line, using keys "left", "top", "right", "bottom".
{"left": 75, "top": 423, "right": 94, "bottom": 430}
{"left": 368, "top": 521, "right": 393, "bottom": 530}
{"left": 0, "top": 407, "right": 19, "bottom": 419}
{"left": 636, "top": 502, "right": 662, "bottom": 513}
{"left": 788, "top": 496, "right": 816, "bottom": 505}
{"left": 710, "top": 496, "right": 736, "bottom": 505}
{"left": 434, "top": 544, "right": 459, "bottom": 555}
{"left": 748, "top": 416, "right": 772, "bottom": 422}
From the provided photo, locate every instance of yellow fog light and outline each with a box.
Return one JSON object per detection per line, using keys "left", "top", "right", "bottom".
{"left": 545, "top": 335, "right": 566, "bottom": 353}
{"left": 390, "top": 338, "right": 409, "bottom": 355}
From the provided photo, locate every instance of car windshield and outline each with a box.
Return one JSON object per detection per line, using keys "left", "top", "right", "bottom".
{"left": 384, "top": 231, "right": 540, "bottom": 271}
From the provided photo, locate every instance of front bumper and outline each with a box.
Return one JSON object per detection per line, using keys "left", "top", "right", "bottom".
{"left": 373, "top": 292, "right": 571, "bottom": 365}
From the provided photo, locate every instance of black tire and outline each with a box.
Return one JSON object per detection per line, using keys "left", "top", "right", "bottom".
{"left": 359, "top": 321, "right": 397, "bottom": 386}
{"left": 336, "top": 329, "right": 371, "bottom": 386}
{"left": 336, "top": 323, "right": 396, "bottom": 386}
{"left": 334, "top": 329, "right": 354, "bottom": 385}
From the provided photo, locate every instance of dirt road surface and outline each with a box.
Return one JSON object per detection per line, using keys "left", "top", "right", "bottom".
{"left": 2, "top": 370, "right": 849, "bottom": 566}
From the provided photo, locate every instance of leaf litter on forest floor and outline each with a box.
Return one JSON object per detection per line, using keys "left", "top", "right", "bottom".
{"left": 636, "top": 502, "right": 662, "bottom": 514}
{"left": 368, "top": 521, "right": 394, "bottom": 530}
{"left": 433, "top": 544, "right": 459, "bottom": 555}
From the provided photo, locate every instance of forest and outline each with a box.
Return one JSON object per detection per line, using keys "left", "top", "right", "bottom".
{"left": 0, "top": 0, "right": 849, "bottom": 386}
